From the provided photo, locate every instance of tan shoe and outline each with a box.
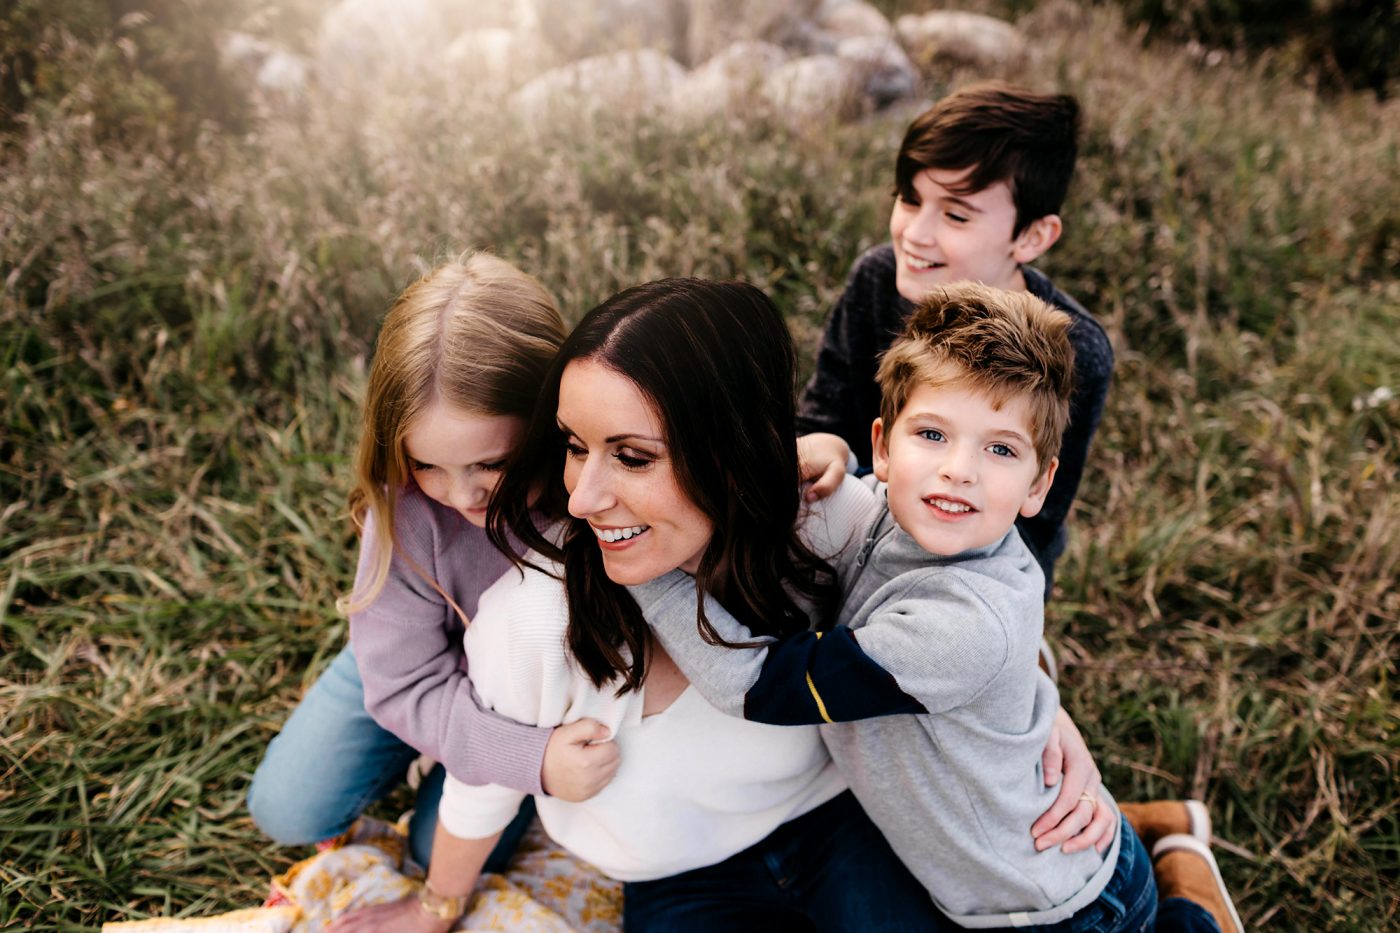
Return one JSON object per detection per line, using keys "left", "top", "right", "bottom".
{"left": 1119, "top": 799, "right": 1210, "bottom": 851}
{"left": 1153, "top": 833, "right": 1245, "bottom": 933}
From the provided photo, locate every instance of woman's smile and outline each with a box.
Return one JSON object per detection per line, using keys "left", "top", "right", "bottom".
{"left": 558, "top": 358, "right": 713, "bottom": 584}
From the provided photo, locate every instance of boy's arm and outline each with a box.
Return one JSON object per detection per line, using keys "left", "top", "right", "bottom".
{"left": 1016, "top": 315, "right": 1114, "bottom": 585}
{"left": 796, "top": 259, "right": 885, "bottom": 468}
{"left": 633, "top": 572, "right": 925, "bottom": 726}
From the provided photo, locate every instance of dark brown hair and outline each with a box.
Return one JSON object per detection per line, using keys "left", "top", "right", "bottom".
{"left": 876, "top": 282, "right": 1076, "bottom": 472}
{"left": 894, "top": 81, "right": 1080, "bottom": 236}
{"left": 489, "top": 278, "right": 838, "bottom": 693}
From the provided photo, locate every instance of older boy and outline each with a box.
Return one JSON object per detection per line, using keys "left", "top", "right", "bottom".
{"left": 638, "top": 285, "right": 1155, "bottom": 929}
{"left": 798, "top": 81, "right": 1113, "bottom": 596}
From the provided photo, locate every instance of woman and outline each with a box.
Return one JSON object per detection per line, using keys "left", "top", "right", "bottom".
{"left": 332, "top": 278, "right": 1112, "bottom": 931}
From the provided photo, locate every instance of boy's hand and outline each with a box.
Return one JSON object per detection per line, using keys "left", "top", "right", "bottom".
{"left": 541, "top": 718, "right": 620, "bottom": 801}
{"left": 797, "top": 432, "right": 852, "bottom": 502}
{"left": 1030, "top": 707, "right": 1116, "bottom": 854}
{"left": 327, "top": 895, "right": 455, "bottom": 933}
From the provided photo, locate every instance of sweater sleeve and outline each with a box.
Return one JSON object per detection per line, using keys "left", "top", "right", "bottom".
{"left": 348, "top": 496, "right": 551, "bottom": 795}
{"left": 797, "top": 252, "right": 886, "bottom": 467}
{"left": 637, "top": 572, "right": 925, "bottom": 725}
{"left": 836, "top": 577, "right": 1011, "bottom": 714}
{"left": 440, "top": 563, "right": 625, "bottom": 839}
{"left": 1014, "top": 277, "right": 1115, "bottom": 591}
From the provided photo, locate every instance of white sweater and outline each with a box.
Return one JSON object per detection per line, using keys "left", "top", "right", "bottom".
{"left": 436, "top": 556, "right": 846, "bottom": 881}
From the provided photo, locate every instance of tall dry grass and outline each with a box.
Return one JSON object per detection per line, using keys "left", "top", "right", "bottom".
{"left": 2, "top": 2, "right": 1397, "bottom": 929}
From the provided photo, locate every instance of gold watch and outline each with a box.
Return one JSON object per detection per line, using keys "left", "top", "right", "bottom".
{"left": 417, "top": 879, "right": 468, "bottom": 922}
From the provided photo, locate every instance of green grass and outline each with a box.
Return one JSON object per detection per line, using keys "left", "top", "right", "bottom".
{"left": 2, "top": 2, "right": 1398, "bottom": 929}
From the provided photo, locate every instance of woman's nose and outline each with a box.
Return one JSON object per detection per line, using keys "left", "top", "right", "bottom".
{"left": 568, "top": 458, "right": 613, "bottom": 519}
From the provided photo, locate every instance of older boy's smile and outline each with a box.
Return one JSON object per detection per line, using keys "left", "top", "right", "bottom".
{"left": 889, "top": 167, "right": 1058, "bottom": 302}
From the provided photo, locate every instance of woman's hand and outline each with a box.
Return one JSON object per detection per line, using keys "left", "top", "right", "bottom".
{"left": 327, "top": 894, "right": 455, "bottom": 933}
{"left": 541, "top": 717, "right": 620, "bottom": 801}
{"left": 1030, "top": 707, "right": 1116, "bottom": 854}
{"left": 797, "top": 432, "right": 852, "bottom": 502}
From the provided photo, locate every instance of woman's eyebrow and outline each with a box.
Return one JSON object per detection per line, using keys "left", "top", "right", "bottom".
{"left": 607, "top": 433, "right": 663, "bottom": 444}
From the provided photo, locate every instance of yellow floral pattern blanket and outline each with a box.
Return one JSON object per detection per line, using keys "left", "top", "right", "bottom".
{"left": 103, "top": 817, "right": 623, "bottom": 932}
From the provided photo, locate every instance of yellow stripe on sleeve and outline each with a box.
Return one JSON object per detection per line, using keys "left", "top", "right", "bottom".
{"left": 805, "top": 631, "right": 834, "bottom": 724}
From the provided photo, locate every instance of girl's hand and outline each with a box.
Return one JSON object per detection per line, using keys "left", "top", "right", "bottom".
{"left": 1030, "top": 707, "right": 1116, "bottom": 854}
{"left": 797, "top": 432, "right": 852, "bottom": 502}
{"left": 541, "top": 718, "right": 620, "bottom": 802}
{"left": 327, "top": 895, "right": 455, "bottom": 933}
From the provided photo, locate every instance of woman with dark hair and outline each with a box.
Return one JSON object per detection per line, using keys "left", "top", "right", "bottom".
{"left": 331, "top": 277, "right": 1108, "bottom": 932}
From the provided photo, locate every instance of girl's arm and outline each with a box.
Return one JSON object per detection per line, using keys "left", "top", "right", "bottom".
{"left": 327, "top": 821, "right": 503, "bottom": 933}
{"left": 351, "top": 495, "right": 614, "bottom": 799}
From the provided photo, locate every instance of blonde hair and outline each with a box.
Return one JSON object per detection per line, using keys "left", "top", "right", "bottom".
{"left": 876, "top": 283, "right": 1075, "bottom": 472}
{"left": 340, "top": 252, "right": 565, "bottom": 617}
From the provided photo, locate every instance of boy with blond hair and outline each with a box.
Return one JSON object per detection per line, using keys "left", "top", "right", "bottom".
{"left": 639, "top": 284, "right": 1157, "bottom": 929}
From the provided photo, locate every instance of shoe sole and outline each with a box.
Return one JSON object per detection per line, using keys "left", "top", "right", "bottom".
{"left": 1153, "top": 833, "right": 1245, "bottom": 933}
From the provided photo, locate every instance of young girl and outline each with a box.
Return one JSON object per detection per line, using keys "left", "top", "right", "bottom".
{"left": 246, "top": 253, "right": 617, "bottom": 869}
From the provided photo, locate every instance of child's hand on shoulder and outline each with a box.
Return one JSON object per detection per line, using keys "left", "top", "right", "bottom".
{"left": 542, "top": 717, "right": 620, "bottom": 802}
{"left": 798, "top": 432, "right": 853, "bottom": 502}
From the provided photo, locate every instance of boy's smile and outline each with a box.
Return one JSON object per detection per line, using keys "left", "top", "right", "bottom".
{"left": 889, "top": 167, "right": 1058, "bottom": 303}
{"left": 872, "top": 381, "right": 1057, "bottom": 556}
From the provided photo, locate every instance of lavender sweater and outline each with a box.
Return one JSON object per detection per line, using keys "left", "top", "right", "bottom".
{"left": 348, "top": 486, "right": 552, "bottom": 794}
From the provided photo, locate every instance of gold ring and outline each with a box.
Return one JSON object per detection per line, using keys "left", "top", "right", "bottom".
{"left": 1078, "top": 792, "right": 1098, "bottom": 804}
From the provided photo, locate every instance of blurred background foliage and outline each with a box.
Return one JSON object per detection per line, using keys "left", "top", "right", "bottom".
{"left": 2, "top": 0, "right": 1397, "bottom": 930}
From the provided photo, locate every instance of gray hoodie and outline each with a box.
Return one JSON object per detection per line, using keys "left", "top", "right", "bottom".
{"left": 634, "top": 476, "right": 1119, "bottom": 928}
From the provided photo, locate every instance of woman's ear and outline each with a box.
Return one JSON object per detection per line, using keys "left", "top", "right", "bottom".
{"left": 1011, "top": 215, "right": 1063, "bottom": 265}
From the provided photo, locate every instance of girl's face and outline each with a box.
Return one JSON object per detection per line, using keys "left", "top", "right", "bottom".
{"left": 403, "top": 401, "right": 525, "bottom": 528}
{"left": 557, "top": 358, "right": 713, "bottom": 585}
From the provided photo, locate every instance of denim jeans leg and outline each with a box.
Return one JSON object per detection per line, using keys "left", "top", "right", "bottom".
{"left": 622, "top": 838, "right": 809, "bottom": 932}
{"left": 1156, "top": 898, "right": 1222, "bottom": 933}
{"left": 779, "top": 792, "right": 952, "bottom": 933}
{"left": 407, "top": 764, "right": 538, "bottom": 874}
{"left": 247, "top": 644, "right": 419, "bottom": 845}
{"left": 1034, "top": 816, "right": 1157, "bottom": 933}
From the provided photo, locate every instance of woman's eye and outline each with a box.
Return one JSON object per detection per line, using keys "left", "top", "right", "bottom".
{"left": 989, "top": 443, "right": 1016, "bottom": 458}
{"left": 563, "top": 441, "right": 586, "bottom": 458}
{"left": 615, "top": 450, "right": 653, "bottom": 469}
{"left": 917, "top": 429, "right": 945, "bottom": 443}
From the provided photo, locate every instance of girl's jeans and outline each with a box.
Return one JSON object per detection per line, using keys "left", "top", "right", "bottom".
{"left": 246, "top": 644, "right": 533, "bottom": 871}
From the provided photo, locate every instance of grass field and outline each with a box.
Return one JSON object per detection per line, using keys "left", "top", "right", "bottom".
{"left": 2, "top": 1, "right": 1397, "bottom": 929}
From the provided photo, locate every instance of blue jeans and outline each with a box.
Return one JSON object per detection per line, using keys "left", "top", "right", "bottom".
{"left": 247, "top": 643, "right": 533, "bottom": 871}
{"left": 1157, "top": 899, "right": 1222, "bottom": 933}
{"left": 622, "top": 790, "right": 941, "bottom": 932}
{"left": 1026, "top": 816, "right": 1158, "bottom": 933}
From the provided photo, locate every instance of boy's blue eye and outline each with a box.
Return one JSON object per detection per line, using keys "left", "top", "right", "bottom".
{"left": 917, "top": 428, "right": 945, "bottom": 442}
{"left": 989, "top": 443, "right": 1016, "bottom": 458}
